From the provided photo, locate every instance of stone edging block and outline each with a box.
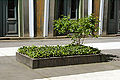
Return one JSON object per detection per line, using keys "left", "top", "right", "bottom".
{"left": 16, "top": 52, "right": 108, "bottom": 69}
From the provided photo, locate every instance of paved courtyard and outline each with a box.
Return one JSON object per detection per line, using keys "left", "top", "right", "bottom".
{"left": 0, "top": 37, "right": 120, "bottom": 80}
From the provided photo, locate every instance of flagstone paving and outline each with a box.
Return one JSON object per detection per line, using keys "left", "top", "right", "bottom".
{"left": 0, "top": 37, "right": 120, "bottom": 80}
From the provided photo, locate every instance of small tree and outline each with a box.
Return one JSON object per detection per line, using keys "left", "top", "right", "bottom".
{"left": 54, "top": 14, "right": 99, "bottom": 45}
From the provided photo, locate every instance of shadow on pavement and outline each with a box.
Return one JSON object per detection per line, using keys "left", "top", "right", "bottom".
{"left": 0, "top": 54, "right": 120, "bottom": 80}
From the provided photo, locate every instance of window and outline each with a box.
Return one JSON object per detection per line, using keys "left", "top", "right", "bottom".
{"left": 71, "top": 0, "right": 77, "bottom": 19}
{"left": 109, "top": 0, "right": 115, "bottom": 19}
{"left": 57, "top": 0, "right": 79, "bottom": 19}
{"left": 8, "top": 0, "right": 15, "bottom": 18}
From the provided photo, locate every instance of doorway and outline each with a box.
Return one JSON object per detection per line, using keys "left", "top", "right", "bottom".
{"left": 0, "top": 0, "right": 18, "bottom": 37}
{"left": 108, "top": 0, "right": 120, "bottom": 34}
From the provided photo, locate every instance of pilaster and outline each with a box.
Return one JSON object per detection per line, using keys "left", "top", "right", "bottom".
{"left": 48, "top": 0, "right": 55, "bottom": 37}
{"left": 102, "top": 0, "right": 109, "bottom": 35}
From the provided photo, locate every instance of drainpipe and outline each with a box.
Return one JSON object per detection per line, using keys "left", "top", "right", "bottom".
{"left": 99, "top": 0, "right": 104, "bottom": 35}
{"left": 29, "top": 0, "right": 34, "bottom": 38}
{"left": 43, "top": 0, "right": 49, "bottom": 37}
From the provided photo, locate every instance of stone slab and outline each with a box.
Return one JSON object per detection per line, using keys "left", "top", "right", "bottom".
{"left": 16, "top": 52, "right": 108, "bottom": 69}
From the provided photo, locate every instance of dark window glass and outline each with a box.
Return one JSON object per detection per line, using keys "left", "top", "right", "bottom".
{"left": 8, "top": 0, "right": 15, "bottom": 18}
{"left": 110, "top": 0, "right": 115, "bottom": 19}
{"left": 57, "top": 0, "right": 79, "bottom": 19}
{"left": 71, "top": 0, "right": 76, "bottom": 18}
{"left": 58, "top": 0, "right": 64, "bottom": 18}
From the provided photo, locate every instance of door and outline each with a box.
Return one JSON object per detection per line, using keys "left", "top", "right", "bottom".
{"left": 0, "top": 0, "right": 3, "bottom": 36}
{"left": 108, "top": 0, "right": 117, "bottom": 34}
{"left": 0, "top": 0, "right": 18, "bottom": 37}
{"left": 117, "top": 0, "right": 120, "bottom": 33}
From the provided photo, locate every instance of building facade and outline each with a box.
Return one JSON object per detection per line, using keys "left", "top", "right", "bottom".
{"left": 0, "top": 0, "right": 119, "bottom": 38}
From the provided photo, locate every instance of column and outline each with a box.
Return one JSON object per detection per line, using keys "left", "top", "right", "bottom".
{"left": 29, "top": 0, "right": 34, "bottom": 38}
{"left": 102, "top": 0, "right": 108, "bottom": 35}
{"left": 43, "top": 0, "right": 49, "bottom": 37}
{"left": 84, "top": 0, "right": 88, "bottom": 17}
{"left": 88, "top": 0, "right": 92, "bottom": 16}
{"left": 99, "top": 0, "right": 104, "bottom": 35}
{"left": 48, "top": 0, "right": 55, "bottom": 37}
{"left": 79, "top": 0, "right": 84, "bottom": 18}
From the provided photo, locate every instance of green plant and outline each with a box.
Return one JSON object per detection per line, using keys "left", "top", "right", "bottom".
{"left": 54, "top": 14, "right": 99, "bottom": 45}
{"left": 18, "top": 45, "right": 101, "bottom": 58}
{"left": 54, "top": 16, "right": 72, "bottom": 35}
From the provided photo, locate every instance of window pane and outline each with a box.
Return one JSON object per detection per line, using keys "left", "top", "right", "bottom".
{"left": 58, "top": 0, "right": 64, "bottom": 18}
{"left": 8, "top": 0, "right": 15, "bottom": 18}
{"left": 71, "top": 0, "right": 76, "bottom": 18}
{"left": 57, "top": 0, "right": 79, "bottom": 19}
{"left": 110, "top": 0, "right": 115, "bottom": 19}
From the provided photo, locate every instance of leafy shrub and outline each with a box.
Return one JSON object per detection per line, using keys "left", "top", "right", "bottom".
{"left": 18, "top": 45, "right": 101, "bottom": 58}
{"left": 18, "top": 15, "right": 101, "bottom": 59}
{"left": 54, "top": 14, "right": 99, "bottom": 45}
{"left": 54, "top": 16, "right": 72, "bottom": 35}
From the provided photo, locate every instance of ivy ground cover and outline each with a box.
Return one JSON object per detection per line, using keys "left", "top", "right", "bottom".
{"left": 18, "top": 44, "right": 101, "bottom": 59}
